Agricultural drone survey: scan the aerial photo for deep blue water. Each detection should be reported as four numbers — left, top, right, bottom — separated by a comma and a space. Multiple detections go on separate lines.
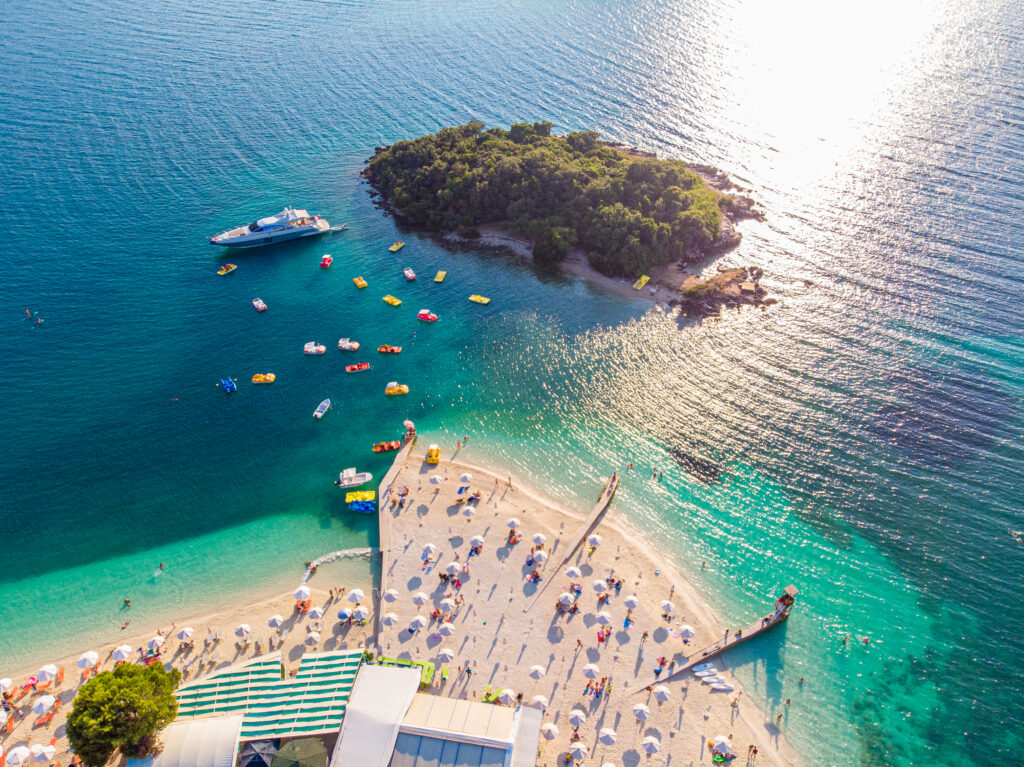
2, 0, 1022, 764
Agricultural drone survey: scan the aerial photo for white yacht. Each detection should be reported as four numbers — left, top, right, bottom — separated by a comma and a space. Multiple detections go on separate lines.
210, 207, 341, 248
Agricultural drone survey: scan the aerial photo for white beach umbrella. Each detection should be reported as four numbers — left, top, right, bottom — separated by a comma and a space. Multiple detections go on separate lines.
531, 694, 548, 710
383, 588, 400, 602
633, 702, 651, 721
462, 506, 476, 518
541, 723, 559, 740
533, 550, 548, 563
77, 650, 99, 669
7, 747, 32, 766
506, 518, 521, 529
304, 632, 320, 646
497, 688, 516, 704
429, 475, 445, 485
175, 628, 194, 642
595, 610, 612, 625
347, 588, 365, 604
712, 735, 735, 755
565, 566, 582, 579
337, 607, 353, 620
583, 663, 600, 679
147, 635, 166, 650
642, 736, 661, 754
459, 473, 472, 483
31, 745, 56, 763
437, 648, 455, 662
294, 585, 311, 600
653, 684, 671, 702
568, 709, 587, 727
558, 592, 575, 605
268, 614, 285, 628
438, 623, 456, 636
528, 665, 546, 680
440, 597, 457, 612
112, 645, 132, 661
470, 535, 485, 547
352, 605, 369, 621
36, 664, 58, 682
445, 561, 461, 575
598, 728, 617, 745
413, 591, 429, 606
382, 612, 399, 626
421, 543, 437, 557
569, 744, 588, 760
592, 579, 607, 593
531, 533, 546, 545
410, 615, 428, 631
624, 594, 640, 609
660, 600, 676, 614
233, 625, 251, 639
32, 695, 56, 715
0, 677, 12, 692
679, 624, 696, 638
308, 607, 325, 620
587, 533, 602, 546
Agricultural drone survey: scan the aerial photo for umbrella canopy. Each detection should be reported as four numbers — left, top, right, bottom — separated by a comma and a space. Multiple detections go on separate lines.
568, 709, 587, 727
633, 703, 651, 720
36, 664, 58, 682
112, 645, 132, 661
438, 623, 456, 636
410, 615, 428, 630
507, 518, 521, 529
413, 592, 429, 605
352, 605, 369, 621
32, 695, 56, 714
308, 607, 324, 620
532, 550, 548, 563
531, 533, 546, 545
569, 745, 588, 760
421, 543, 437, 556
595, 611, 612, 625
531, 694, 548, 710
470, 535, 485, 547
558, 592, 575, 605
429, 475, 445, 485
712, 735, 734, 755
347, 588, 365, 604
583, 663, 600, 679
271, 736, 329, 767
598, 728, 617, 745
624, 594, 640, 609
439, 597, 456, 612
565, 566, 582, 579
660, 600, 676, 614
679, 624, 696, 638
653, 684, 671, 702
459, 473, 472, 483
528, 665, 546, 680
587, 534, 602, 546
7, 747, 32, 766
383, 588, 400, 602
32, 745, 57, 763
77, 650, 99, 669
337, 607, 352, 620
642, 736, 661, 754
148, 635, 166, 649
497, 688, 516, 704
293, 585, 311, 600
268, 614, 285, 628
233, 625, 251, 639
592, 579, 607, 593
445, 561, 461, 575
462, 507, 476, 518
382, 612, 399, 626
240, 739, 280, 767
437, 648, 455, 662
176, 628, 194, 641
0, 677, 12, 692
304, 632, 320, 646
541, 723, 559, 740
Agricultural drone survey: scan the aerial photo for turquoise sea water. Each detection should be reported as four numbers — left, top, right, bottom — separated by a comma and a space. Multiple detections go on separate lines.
2, 0, 1022, 764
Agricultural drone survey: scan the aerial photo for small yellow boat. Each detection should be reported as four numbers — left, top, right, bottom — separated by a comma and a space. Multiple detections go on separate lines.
632, 275, 650, 290
468, 294, 490, 304
345, 490, 376, 503
252, 373, 276, 384
426, 444, 441, 464
217, 264, 238, 276
385, 381, 409, 396
353, 276, 367, 289
383, 295, 402, 306
434, 271, 447, 283
388, 241, 405, 253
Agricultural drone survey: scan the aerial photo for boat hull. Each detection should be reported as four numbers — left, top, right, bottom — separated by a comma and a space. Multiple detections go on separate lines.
212, 226, 327, 249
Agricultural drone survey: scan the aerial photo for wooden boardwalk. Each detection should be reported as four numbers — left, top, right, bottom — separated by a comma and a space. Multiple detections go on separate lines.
523, 473, 620, 612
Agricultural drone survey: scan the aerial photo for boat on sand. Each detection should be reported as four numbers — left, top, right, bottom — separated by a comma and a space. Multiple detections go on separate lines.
426, 444, 441, 464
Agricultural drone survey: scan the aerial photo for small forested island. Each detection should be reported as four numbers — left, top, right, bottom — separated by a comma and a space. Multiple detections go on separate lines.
364, 121, 771, 315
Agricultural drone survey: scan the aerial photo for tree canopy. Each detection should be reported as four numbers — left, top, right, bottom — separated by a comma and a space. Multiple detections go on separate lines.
66, 663, 181, 767
364, 122, 724, 276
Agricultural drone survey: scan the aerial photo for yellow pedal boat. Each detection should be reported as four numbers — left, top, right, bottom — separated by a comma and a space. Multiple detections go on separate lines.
385, 381, 409, 396
426, 444, 441, 464
383, 295, 402, 306
434, 271, 447, 283
468, 294, 490, 304
388, 241, 405, 253
252, 373, 276, 384
345, 490, 376, 503
353, 276, 367, 288
217, 264, 238, 276
632, 275, 650, 290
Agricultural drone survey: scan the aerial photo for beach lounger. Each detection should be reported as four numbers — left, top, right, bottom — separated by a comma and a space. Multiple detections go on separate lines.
441, 666, 449, 682
57, 667, 65, 686
5, 716, 14, 734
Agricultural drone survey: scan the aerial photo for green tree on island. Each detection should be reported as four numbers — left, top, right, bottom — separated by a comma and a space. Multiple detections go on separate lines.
364, 121, 725, 276
66, 663, 181, 767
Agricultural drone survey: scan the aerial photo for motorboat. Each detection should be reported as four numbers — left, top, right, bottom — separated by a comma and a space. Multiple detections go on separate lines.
210, 207, 332, 248
304, 342, 326, 355
338, 338, 360, 351
434, 271, 447, 283
220, 377, 237, 393
332, 223, 349, 232
710, 683, 735, 692
385, 381, 409, 395
353, 276, 367, 288
313, 399, 331, 419
403, 267, 416, 281
416, 309, 438, 322
320, 255, 333, 268
217, 264, 237, 276
346, 362, 370, 373
345, 490, 375, 503
252, 373, 275, 384
337, 467, 372, 488
426, 444, 441, 464
252, 298, 267, 312
468, 294, 490, 304
389, 241, 405, 253
377, 345, 402, 354
372, 440, 401, 453
383, 295, 402, 306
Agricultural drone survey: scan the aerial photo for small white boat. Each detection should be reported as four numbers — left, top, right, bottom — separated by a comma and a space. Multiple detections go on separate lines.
701, 676, 726, 684
338, 338, 360, 351
313, 399, 331, 419
691, 663, 715, 672
337, 467, 372, 488
304, 342, 326, 355
210, 207, 332, 248
694, 669, 718, 677
711, 683, 735, 692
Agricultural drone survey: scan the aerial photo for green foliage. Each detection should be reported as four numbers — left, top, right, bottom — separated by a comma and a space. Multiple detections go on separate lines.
365, 123, 722, 276
66, 663, 181, 767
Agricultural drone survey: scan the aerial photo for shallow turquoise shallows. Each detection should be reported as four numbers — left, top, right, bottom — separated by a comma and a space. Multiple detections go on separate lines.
2, 0, 1023, 765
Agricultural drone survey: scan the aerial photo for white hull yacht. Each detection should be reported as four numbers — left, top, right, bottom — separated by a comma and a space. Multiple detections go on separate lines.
210, 207, 337, 248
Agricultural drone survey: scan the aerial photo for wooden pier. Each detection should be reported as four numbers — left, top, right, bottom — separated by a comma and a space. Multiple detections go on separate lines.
523, 472, 620, 612
629, 585, 799, 693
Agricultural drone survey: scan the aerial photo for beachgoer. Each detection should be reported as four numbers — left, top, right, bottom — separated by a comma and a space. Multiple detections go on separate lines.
124, 598, 131, 608
798, 677, 804, 685
576, 638, 582, 650
464, 435, 468, 443
785, 698, 791, 706
669, 585, 675, 597
776, 713, 783, 724
641, 630, 648, 643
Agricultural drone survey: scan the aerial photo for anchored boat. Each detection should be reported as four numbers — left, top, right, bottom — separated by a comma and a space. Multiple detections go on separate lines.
383, 295, 402, 306
210, 207, 333, 248
338, 338, 360, 351
252, 373, 275, 384
377, 344, 402, 354
403, 266, 417, 281
416, 309, 438, 322
385, 381, 409, 395
389, 241, 405, 253
252, 298, 267, 312
434, 271, 447, 283
346, 362, 370, 373
372, 440, 401, 453
217, 264, 237, 276
353, 276, 367, 288
220, 378, 237, 393
468, 294, 490, 304
337, 468, 372, 488
320, 254, 333, 268
303, 342, 326, 355
313, 399, 331, 419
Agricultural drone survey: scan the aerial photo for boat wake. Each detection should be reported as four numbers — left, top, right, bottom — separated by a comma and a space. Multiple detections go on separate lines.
300, 547, 376, 584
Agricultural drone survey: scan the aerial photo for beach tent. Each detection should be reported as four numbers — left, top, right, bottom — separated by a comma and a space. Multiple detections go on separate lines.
271, 738, 329, 767
240, 739, 280, 767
